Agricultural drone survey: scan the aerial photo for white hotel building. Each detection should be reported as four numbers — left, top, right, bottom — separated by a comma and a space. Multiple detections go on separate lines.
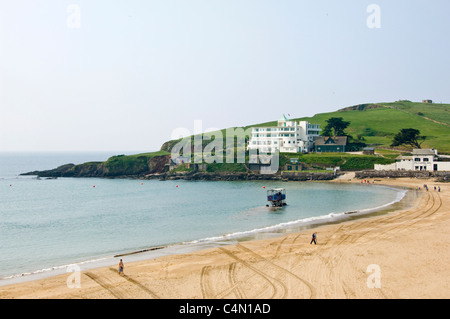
247, 115, 322, 153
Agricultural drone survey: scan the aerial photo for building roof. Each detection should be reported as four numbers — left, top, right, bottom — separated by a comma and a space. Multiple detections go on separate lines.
314, 136, 348, 146
396, 155, 413, 161
412, 149, 436, 156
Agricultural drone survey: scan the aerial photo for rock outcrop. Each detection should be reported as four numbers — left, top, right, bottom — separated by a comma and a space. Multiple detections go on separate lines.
21, 154, 171, 178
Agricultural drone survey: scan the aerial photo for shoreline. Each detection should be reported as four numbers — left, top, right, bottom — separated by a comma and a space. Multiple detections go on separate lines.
1, 177, 449, 298
0, 181, 409, 287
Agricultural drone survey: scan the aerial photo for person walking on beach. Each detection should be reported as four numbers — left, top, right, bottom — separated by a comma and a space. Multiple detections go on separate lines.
118, 259, 124, 275
310, 232, 317, 245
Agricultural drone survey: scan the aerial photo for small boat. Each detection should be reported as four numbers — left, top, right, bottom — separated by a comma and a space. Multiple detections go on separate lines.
266, 188, 287, 207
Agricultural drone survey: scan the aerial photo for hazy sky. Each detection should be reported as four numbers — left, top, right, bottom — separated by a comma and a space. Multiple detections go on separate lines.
1, 0, 449, 152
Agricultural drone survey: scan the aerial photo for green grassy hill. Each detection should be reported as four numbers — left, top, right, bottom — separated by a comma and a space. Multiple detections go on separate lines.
157, 100, 450, 172
246, 101, 450, 153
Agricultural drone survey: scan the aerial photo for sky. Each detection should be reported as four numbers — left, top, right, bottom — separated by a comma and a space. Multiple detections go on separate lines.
1, 0, 449, 152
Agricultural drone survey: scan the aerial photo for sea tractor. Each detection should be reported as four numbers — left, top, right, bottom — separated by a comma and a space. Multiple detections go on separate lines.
266, 188, 286, 207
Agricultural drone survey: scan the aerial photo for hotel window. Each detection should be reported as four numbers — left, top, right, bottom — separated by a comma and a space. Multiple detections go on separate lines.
414, 158, 421, 162
423, 158, 429, 162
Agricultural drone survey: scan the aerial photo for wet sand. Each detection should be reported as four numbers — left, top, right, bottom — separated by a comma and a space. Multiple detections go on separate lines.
1, 177, 449, 299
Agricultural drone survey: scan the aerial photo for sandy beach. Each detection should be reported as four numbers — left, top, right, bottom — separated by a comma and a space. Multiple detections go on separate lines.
1, 177, 449, 299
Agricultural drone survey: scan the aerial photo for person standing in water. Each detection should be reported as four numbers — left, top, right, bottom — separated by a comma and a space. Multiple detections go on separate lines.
310, 232, 317, 245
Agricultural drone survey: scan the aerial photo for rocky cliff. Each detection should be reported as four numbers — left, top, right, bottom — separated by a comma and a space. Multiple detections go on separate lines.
21, 154, 171, 178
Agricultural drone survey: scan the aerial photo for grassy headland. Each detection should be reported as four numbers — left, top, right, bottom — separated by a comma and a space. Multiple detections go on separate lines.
22, 101, 450, 178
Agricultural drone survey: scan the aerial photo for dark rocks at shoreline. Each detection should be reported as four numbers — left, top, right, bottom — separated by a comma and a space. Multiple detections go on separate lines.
21, 163, 338, 181
145, 171, 338, 182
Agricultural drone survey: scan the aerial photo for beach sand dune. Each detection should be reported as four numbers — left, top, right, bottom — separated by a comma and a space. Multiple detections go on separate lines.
1, 178, 449, 299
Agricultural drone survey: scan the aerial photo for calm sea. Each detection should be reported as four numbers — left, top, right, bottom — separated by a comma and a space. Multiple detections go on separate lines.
0, 152, 406, 284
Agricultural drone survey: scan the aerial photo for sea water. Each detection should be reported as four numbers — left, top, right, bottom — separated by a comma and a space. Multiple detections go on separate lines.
0, 152, 406, 283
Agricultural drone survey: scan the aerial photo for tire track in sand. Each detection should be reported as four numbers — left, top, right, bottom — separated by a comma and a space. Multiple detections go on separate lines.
200, 262, 247, 299
311, 191, 442, 298
227, 244, 316, 299
219, 246, 287, 299
108, 268, 160, 299
84, 272, 125, 299
348, 191, 440, 245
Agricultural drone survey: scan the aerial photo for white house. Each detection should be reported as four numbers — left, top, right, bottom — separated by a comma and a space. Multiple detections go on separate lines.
374, 149, 450, 172
247, 115, 321, 153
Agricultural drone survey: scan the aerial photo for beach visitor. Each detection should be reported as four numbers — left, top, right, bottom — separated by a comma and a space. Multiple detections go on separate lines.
438, 186, 441, 192
310, 233, 317, 245
118, 259, 124, 275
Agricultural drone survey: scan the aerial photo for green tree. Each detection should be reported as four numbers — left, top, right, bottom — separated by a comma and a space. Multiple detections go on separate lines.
390, 128, 426, 149
322, 117, 350, 136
